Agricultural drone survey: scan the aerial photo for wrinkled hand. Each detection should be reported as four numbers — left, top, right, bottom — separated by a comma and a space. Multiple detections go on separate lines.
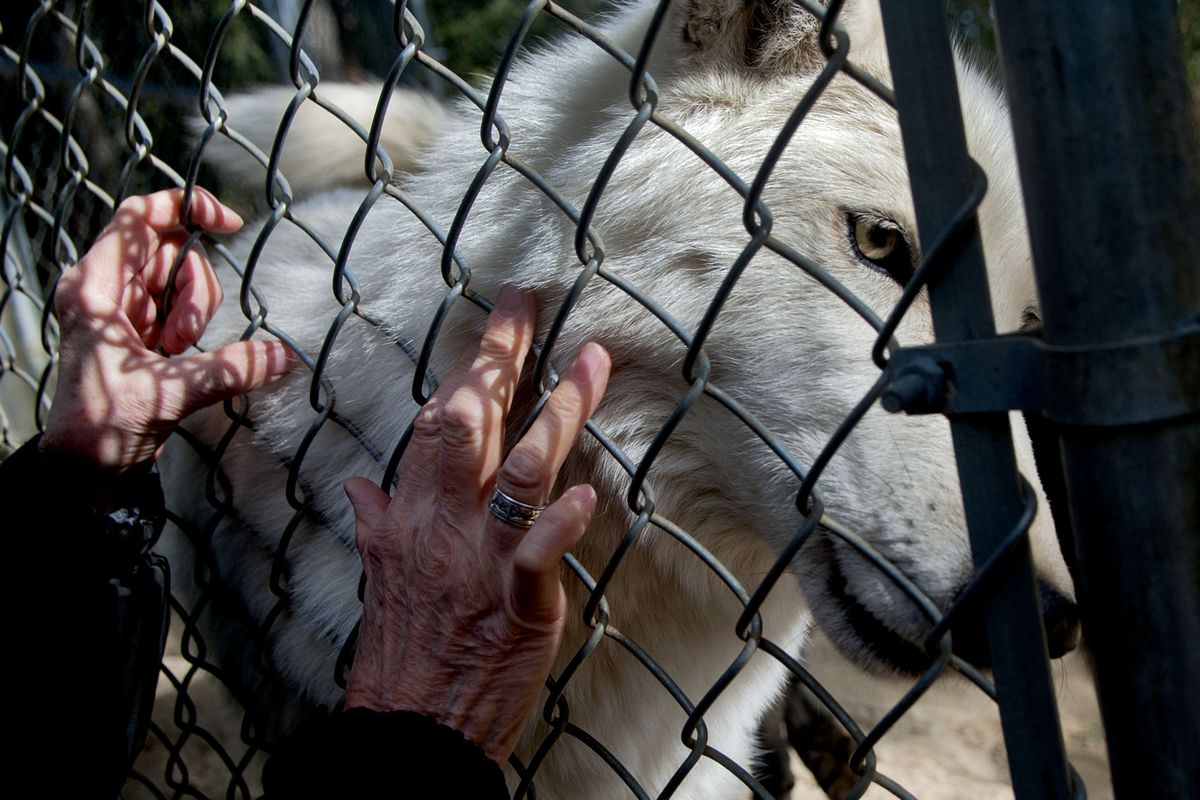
343, 285, 611, 765
40, 188, 293, 472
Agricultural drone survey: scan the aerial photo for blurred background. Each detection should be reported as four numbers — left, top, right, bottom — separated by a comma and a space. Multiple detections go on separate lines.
1, 0, 1195, 259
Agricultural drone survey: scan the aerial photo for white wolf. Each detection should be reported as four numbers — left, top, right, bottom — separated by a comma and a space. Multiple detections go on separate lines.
163, 0, 1077, 797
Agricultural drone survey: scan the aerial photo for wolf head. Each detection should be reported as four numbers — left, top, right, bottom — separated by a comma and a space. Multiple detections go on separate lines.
463, 0, 1078, 676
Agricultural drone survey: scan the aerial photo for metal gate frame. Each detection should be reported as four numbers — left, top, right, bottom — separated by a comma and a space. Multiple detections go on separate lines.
882, 1, 1200, 797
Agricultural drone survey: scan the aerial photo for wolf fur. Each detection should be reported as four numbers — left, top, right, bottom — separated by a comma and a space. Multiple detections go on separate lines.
162, 1, 1074, 797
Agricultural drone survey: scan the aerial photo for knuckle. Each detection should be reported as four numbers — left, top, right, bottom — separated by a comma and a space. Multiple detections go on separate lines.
476, 324, 519, 362
361, 534, 407, 578
113, 197, 154, 229
438, 392, 485, 446
198, 367, 234, 401
512, 542, 553, 581
500, 445, 550, 495
53, 276, 82, 313
410, 404, 442, 442
115, 196, 143, 217
548, 386, 584, 423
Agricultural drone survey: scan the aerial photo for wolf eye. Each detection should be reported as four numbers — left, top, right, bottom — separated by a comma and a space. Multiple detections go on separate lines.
847, 213, 915, 287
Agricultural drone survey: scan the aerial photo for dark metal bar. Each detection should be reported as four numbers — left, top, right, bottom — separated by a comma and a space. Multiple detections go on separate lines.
876, 2, 1075, 798
990, 2, 1200, 797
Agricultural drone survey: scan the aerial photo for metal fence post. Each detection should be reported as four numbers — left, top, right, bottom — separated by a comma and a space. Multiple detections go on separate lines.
990, 1, 1200, 796
877, 2, 1077, 797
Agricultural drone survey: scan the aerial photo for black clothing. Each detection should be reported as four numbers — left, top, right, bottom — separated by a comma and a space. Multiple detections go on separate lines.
264, 706, 509, 798
1, 437, 168, 799
0, 437, 508, 798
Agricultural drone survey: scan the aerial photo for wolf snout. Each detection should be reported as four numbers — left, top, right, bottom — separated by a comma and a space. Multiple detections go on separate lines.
949, 580, 1080, 667
1039, 581, 1081, 658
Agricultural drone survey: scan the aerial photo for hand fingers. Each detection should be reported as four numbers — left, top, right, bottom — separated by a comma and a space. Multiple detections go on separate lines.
489, 342, 610, 533
121, 234, 221, 354
510, 484, 597, 625
399, 286, 537, 508
183, 186, 244, 233
57, 188, 240, 323
123, 276, 161, 349
115, 186, 243, 234
165, 339, 294, 419
140, 233, 190, 299
161, 247, 223, 355
125, 232, 194, 351
97, 188, 240, 277
344, 476, 392, 557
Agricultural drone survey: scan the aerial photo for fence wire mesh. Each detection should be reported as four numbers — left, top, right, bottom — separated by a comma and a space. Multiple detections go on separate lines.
0, 1, 1092, 798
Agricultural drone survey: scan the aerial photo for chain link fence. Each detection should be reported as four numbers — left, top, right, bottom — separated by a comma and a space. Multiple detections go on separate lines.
5, 0, 1193, 798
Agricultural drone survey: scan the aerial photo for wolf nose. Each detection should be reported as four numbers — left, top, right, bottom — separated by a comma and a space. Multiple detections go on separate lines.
1040, 580, 1081, 658
948, 579, 1080, 667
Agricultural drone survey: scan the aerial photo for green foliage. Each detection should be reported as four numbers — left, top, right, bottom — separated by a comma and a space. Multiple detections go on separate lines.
424, 0, 606, 80
1181, 0, 1199, 90
76, 1, 276, 89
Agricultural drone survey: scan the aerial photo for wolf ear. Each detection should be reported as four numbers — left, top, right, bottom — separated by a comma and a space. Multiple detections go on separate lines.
677, 0, 884, 75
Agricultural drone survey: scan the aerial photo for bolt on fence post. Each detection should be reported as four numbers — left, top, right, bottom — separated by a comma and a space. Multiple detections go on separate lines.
990, 2, 1200, 797
876, 2, 1076, 798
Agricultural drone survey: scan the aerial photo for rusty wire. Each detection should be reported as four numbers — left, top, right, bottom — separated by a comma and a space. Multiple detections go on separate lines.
0, 1, 1084, 798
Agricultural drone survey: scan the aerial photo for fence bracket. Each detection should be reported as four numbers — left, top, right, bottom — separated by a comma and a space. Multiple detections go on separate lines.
886, 319, 1200, 426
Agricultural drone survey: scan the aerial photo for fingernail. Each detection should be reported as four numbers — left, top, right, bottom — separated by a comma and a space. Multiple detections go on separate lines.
493, 284, 528, 319
566, 483, 598, 510
182, 314, 202, 345
199, 186, 244, 229
266, 341, 297, 379
563, 484, 598, 528
573, 342, 608, 380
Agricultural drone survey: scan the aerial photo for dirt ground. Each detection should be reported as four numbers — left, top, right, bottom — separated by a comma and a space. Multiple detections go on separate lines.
781, 633, 1112, 800
125, 633, 268, 799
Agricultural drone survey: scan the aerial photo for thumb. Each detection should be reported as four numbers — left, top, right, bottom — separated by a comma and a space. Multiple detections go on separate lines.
173, 339, 294, 416
511, 484, 597, 625
344, 476, 392, 555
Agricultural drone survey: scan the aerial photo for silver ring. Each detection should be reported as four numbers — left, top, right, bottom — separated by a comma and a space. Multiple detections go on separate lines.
489, 487, 547, 529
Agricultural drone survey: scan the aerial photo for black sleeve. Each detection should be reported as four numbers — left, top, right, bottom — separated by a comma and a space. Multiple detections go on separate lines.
0, 436, 170, 799
264, 707, 511, 798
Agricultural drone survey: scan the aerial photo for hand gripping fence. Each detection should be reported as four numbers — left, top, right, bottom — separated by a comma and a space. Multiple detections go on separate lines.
2, 0, 1196, 798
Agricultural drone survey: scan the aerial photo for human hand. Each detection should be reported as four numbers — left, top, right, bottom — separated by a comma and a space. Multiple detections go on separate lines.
343, 285, 611, 765
40, 187, 293, 472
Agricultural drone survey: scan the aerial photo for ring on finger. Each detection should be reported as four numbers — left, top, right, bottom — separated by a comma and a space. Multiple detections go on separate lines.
489, 487, 547, 529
